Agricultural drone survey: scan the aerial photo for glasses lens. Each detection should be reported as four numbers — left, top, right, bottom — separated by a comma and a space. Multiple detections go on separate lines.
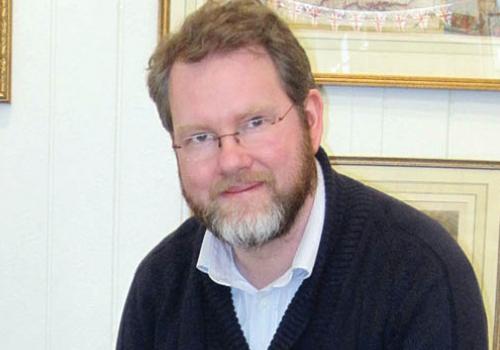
176, 104, 292, 162
183, 143, 217, 162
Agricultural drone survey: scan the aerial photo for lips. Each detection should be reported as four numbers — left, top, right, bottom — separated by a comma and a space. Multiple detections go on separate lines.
210, 171, 274, 199
222, 182, 263, 195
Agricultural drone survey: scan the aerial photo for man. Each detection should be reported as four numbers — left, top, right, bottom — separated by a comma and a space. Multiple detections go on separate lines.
117, 1, 487, 349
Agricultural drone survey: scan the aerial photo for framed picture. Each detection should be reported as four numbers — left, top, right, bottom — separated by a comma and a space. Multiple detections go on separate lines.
0, 0, 11, 102
160, 0, 500, 90
490, 13, 500, 37
330, 156, 500, 349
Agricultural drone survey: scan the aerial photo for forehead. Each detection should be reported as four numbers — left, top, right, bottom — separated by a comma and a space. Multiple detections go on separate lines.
168, 47, 289, 129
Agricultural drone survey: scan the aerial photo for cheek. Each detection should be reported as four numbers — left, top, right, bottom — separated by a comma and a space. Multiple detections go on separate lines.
257, 138, 288, 162
179, 162, 214, 199
258, 141, 299, 181
280, 134, 311, 173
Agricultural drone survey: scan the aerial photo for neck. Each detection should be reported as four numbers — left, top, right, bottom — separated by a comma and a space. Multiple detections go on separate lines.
232, 193, 315, 290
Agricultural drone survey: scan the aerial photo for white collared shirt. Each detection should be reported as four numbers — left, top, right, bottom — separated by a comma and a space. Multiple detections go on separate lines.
196, 161, 325, 350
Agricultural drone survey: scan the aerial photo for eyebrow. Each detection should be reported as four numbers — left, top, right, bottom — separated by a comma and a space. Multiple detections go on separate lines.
175, 123, 212, 137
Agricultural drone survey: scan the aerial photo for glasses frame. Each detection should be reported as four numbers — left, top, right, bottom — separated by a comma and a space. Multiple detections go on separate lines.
171, 103, 296, 152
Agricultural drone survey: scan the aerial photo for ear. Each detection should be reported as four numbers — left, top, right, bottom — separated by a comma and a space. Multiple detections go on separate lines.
303, 89, 324, 153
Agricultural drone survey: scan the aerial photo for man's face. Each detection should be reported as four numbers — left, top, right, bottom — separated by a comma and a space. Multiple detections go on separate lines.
168, 47, 323, 248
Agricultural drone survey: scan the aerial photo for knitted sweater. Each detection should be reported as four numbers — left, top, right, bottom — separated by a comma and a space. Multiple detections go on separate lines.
117, 148, 487, 350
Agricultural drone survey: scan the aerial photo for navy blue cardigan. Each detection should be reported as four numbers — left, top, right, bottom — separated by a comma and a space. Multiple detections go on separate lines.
117, 148, 487, 349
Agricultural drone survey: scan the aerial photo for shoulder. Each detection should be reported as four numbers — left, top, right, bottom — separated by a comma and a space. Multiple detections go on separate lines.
318, 152, 486, 347
345, 175, 484, 313
367, 184, 467, 273
329, 169, 479, 293
320, 152, 475, 284
117, 218, 206, 347
132, 217, 205, 293
358, 183, 487, 348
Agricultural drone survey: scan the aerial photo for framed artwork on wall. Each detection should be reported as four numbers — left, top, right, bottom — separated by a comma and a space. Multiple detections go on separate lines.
159, 0, 170, 40
160, 0, 500, 90
490, 13, 500, 37
0, 0, 11, 102
331, 156, 500, 350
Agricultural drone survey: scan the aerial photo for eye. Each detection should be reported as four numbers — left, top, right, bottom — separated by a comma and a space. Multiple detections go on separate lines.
184, 132, 216, 146
243, 116, 271, 130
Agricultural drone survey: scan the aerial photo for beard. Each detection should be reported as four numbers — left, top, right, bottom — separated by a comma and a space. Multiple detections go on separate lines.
181, 133, 317, 249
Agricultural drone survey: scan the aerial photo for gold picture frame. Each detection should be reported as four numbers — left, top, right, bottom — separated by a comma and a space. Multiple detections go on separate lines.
0, 0, 11, 102
160, 0, 500, 91
159, 0, 169, 40
331, 156, 500, 349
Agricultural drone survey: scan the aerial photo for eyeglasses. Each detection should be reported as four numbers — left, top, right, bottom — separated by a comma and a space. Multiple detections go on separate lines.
172, 103, 295, 162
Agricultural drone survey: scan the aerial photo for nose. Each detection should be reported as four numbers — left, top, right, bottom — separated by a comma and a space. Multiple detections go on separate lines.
216, 133, 252, 175
216, 131, 241, 148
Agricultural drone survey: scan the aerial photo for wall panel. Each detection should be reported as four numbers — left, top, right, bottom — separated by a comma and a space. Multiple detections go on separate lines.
322, 86, 354, 154
381, 88, 450, 158
46, 1, 118, 348
349, 88, 384, 155
0, 0, 52, 348
449, 91, 500, 160
112, 0, 185, 340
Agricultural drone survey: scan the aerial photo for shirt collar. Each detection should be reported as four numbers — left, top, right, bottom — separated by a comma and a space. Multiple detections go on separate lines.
196, 160, 325, 293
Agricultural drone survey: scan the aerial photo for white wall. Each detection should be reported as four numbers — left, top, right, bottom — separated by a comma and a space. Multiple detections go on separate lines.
322, 87, 500, 160
0, 1, 499, 349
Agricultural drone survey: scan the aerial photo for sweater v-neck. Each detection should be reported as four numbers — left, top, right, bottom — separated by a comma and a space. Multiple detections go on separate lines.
200, 148, 372, 349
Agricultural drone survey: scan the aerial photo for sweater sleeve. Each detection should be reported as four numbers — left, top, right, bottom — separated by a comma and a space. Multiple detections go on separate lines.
384, 241, 488, 350
367, 186, 489, 350
116, 269, 156, 350
385, 278, 450, 349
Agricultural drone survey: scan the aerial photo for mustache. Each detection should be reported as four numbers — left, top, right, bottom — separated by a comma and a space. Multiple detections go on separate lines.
210, 171, 275, 196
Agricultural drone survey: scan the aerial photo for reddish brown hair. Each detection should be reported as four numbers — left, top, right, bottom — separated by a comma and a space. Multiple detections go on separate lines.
147, 0, 316, 133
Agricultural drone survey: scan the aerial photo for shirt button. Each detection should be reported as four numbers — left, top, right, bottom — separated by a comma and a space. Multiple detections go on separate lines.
260, 298, 268, 309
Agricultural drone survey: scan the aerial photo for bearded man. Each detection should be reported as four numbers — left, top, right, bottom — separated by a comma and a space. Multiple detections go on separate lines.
117, 1, 487, 349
